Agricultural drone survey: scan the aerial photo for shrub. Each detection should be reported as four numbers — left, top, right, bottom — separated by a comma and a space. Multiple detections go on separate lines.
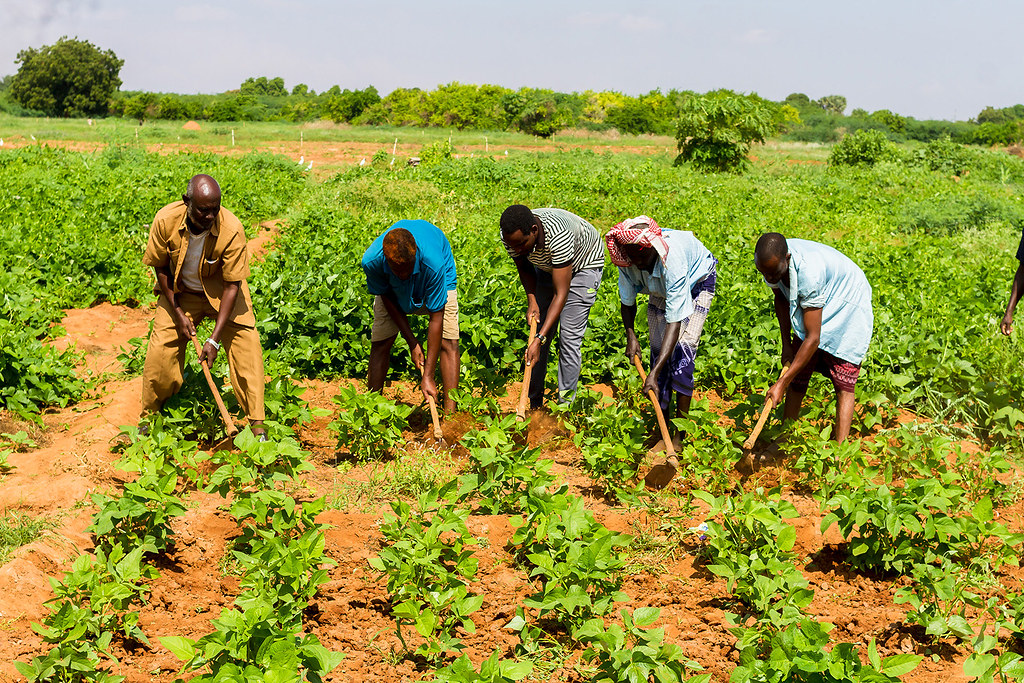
829, 129, 898, 166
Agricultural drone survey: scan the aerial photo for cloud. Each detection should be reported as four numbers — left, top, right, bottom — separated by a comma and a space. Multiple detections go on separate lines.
737, 28, 773, 45
570, 11, 661, 33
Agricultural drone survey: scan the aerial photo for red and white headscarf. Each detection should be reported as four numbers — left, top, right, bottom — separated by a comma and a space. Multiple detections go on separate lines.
605, 216, 669, 267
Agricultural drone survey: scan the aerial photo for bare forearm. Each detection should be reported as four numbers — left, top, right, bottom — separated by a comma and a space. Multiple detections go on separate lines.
651, 321, 681, 377
210, 282, 240, 342
1005, 264, 1024, 318
515, 257, 537, 298
621, 303, 637, 334
773, 290, 792, 343
155, 267, 177, 305
424, 311, 444, 375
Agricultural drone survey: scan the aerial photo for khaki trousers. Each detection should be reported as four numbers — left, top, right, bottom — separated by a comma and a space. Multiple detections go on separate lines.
142, 293, 265, 421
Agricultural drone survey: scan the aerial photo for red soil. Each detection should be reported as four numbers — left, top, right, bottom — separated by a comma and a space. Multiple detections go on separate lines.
0, 302, 1017, 683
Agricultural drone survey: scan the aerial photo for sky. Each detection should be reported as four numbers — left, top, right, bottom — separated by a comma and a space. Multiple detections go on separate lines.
2, 0, 1022, 121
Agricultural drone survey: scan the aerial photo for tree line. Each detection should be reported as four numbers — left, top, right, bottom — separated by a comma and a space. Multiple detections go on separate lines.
3, 37, 1024, 147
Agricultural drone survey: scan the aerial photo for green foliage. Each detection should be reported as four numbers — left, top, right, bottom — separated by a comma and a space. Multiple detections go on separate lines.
816, 94, 848, 116
329, 385, 413, 460
728, 619, 921, 683
560, 389, 647, 501
369, 485, 482, 663
205, 431, 313, 497
0, 510, 50, 563
894, 560, 986, 641
510, 494, 630, 634
674, 89, 778, 172
160, 597, 342, 683
16, 544, 155, 683
575, 607, 707, 683
88, 454, 186, 554
828, 129, 898, 166
428, 651, 533, 682
821, 473, 1024, 574
10, 37, 123, 117
457, 416, 561, 514
694, 488, 808, 615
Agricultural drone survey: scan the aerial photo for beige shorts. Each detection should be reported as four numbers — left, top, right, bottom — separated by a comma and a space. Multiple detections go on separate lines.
371, 290, 459, 342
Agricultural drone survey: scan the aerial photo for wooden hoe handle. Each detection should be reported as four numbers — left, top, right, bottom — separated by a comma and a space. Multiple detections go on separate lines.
742, 364, 791, 450
426, 395, 443, 440
516, 317, 539, 421
186, 315, 238, 436
633, 355, 675, 457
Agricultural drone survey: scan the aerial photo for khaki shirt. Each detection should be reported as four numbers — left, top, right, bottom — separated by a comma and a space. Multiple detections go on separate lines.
143, 201, 257, 327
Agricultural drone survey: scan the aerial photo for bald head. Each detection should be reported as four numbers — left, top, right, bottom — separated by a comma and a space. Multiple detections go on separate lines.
183, 174, 222, 233
186, 174, 221, 202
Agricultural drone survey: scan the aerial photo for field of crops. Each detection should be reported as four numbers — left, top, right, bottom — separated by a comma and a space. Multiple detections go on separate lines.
1, 130, 1024, 683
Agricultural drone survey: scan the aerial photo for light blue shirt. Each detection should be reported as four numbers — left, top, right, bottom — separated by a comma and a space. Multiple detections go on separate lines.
617, 229, 715, 323
767, 238, 873, 365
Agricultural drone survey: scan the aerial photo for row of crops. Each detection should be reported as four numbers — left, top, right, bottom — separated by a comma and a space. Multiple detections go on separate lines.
3, 140, 1023, 444
17, 377, 1024, 681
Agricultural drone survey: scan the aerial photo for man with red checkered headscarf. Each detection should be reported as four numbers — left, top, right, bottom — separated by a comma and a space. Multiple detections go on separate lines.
607, 216, 718, 458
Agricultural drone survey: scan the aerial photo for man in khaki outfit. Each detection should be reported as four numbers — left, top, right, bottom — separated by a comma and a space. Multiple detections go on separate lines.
141, 174, 266, 439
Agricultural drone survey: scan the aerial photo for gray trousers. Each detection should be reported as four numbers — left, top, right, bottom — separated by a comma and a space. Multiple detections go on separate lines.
530, 267, 602, 407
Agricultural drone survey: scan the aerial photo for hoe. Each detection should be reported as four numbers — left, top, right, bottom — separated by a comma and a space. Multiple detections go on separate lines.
633, 355, 678, 490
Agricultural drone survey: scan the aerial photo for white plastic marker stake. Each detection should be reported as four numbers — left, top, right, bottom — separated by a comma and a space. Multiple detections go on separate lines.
231, 129, 235, 146
392, 138, 398, 155
485, 136, 488, 152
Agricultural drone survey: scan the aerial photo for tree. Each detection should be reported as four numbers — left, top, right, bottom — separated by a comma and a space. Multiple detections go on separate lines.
502, 88, 573, 138
240, 76, 287, 97
816, 94, 847, 116
10, 37, 123, 117
674, 89, 778, 173
324, 86, 381, 123
870, 109, 907, 133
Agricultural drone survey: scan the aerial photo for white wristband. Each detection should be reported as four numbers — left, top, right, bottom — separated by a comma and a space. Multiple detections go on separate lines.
205, 338, 220, 350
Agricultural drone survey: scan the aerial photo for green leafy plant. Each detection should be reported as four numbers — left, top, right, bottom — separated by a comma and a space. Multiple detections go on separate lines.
369, 484, 482, 663
427, 650, 533, 683
457, 415, 560, 514
674, 89, 778, 172
330, 385, 412, 460
693, 488, 808, 615
574, 607, 708, 683
17, 544, 155, 683
510, 494, 630, 634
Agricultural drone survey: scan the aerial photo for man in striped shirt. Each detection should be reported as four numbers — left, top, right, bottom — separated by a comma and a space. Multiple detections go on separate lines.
500, 205, 604, 408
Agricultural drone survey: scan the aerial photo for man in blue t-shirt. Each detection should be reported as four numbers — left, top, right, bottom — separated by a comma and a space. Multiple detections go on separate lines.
361, 220, 460, 411
1000, 230, 1024, 335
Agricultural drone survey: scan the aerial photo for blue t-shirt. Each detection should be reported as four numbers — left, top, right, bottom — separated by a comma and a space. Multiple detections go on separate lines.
1016, 228, 1024, 261
766, 238, 873, 365
361, 220, 457, 313
617, 229, 715, 323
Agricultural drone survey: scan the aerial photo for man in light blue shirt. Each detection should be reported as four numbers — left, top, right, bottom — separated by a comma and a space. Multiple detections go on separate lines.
608, 216, 718, 453
754, 232, 873, 442
361, 220, 460, 411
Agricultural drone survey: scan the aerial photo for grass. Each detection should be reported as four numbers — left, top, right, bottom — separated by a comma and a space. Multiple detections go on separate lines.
327, 444, 463, 512
0, 113, 673, 151
0, 511, 53, 564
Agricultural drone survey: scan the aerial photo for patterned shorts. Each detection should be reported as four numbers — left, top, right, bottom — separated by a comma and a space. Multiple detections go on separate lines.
789, 335, 861, 394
